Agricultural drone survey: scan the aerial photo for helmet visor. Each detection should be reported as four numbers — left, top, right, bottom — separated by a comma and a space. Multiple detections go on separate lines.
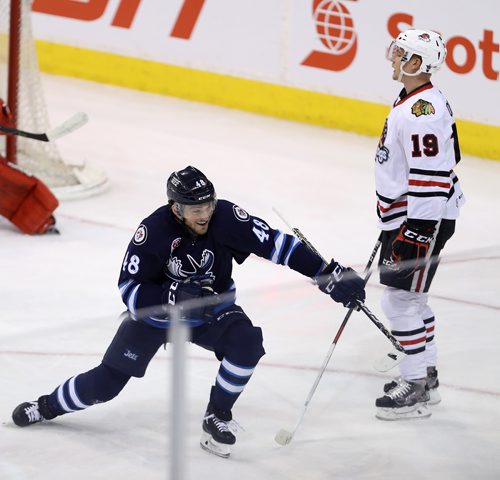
386, 40, 406, 62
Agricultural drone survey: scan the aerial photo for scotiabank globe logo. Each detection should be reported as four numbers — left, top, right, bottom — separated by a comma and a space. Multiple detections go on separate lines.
302, 0, 358, 71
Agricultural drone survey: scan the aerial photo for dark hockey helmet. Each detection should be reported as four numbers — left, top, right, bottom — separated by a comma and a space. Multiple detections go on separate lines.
166, 166, 216, 205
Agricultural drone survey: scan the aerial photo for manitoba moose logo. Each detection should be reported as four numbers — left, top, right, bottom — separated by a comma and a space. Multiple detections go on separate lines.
167, 249, 216, 281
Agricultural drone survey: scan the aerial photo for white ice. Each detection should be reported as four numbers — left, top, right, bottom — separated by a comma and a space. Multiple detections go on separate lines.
1, 74, 500, 480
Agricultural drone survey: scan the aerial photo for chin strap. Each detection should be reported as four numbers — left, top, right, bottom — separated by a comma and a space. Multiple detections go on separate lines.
398, 66, 422, 82
398, 57, 425, 82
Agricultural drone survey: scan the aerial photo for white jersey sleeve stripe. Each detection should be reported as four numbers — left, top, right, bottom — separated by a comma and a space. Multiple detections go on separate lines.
127, 284, 140, 315
270, 231, 285, 264
283, 237, 301, 266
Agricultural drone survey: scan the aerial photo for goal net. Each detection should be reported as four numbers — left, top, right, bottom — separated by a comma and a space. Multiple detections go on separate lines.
0, 0, 108, 200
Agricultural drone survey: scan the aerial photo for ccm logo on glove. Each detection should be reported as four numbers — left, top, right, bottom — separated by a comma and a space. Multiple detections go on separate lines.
323, 264, 345, 294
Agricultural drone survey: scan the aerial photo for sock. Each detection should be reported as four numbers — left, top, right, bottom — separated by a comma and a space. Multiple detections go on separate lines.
211, 357, 256, 413
47, 363, 130, 417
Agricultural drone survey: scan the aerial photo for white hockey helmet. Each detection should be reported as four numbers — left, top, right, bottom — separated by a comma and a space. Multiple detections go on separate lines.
387, 29, 447, 75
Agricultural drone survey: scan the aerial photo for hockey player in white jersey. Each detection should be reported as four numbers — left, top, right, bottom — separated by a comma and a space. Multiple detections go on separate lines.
374, 29, 465, 420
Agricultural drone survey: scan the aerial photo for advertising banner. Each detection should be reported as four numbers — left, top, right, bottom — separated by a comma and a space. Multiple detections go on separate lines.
29, 0, 500, 157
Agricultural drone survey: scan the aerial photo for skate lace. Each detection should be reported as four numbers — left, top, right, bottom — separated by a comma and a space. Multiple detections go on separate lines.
204, 414, 243, 434
24, 403, 42, 423
205, 414, 230, 433
387, 381, 412, 399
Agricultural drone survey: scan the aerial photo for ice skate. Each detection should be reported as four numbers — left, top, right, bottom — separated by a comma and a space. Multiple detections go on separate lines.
376, 378, 431, 420
12, 396, 56, 427
426, 367, 441, 405
383, 376, 403, 394
384, 367, 441, 406
200, 403, 236, 458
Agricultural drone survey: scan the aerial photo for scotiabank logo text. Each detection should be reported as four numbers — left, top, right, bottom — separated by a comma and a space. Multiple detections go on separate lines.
33, 1, 498, 82
388, 13, 498, 81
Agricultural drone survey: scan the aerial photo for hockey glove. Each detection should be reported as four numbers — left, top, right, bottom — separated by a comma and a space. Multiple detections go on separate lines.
163, 274, 218, 321
317, 260, 366, 309
390, 220, 436, 278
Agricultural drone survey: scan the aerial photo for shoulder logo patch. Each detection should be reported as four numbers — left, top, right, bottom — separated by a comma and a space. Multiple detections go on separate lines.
133, 224, 148, 245
411, 99, 435, 117
171, 237, 181, 251
375, 118, 390, 164
233, 205, 250, 222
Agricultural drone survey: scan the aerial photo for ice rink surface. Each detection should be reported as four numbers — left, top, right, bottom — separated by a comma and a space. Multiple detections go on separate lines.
1, 74, 500, 480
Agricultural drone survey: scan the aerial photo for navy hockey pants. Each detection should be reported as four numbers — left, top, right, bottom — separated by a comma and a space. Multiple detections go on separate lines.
47, 305, 265, 417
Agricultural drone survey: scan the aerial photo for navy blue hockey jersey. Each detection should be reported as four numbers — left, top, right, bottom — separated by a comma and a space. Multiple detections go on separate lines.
118, 200, 325, 328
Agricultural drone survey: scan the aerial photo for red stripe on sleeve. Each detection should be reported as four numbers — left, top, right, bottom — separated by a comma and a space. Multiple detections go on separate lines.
377, 201, 407, 213
409, 180, 451, 188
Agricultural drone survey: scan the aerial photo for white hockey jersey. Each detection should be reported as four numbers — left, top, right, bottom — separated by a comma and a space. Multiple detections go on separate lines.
374, 82, 465, 231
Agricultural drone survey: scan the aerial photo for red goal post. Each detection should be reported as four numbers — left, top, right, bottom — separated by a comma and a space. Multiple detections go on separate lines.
0, 0, 108, 200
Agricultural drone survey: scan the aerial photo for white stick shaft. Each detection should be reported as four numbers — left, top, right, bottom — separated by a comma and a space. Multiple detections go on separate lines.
272, 207, 385, 445
289, 341, 338, 440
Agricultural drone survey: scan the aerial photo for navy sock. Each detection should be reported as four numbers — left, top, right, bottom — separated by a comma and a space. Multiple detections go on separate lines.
48, 363, 130, 416
211, 357, 257, 413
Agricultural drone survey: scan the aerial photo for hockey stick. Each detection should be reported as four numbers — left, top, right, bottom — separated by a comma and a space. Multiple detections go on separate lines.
272, 210, 407, 445
0, 112, 88, 142
292, 217, 405, 371
360, 304, 407, 372
273, 227, 382, 446
272, 208, 406, 357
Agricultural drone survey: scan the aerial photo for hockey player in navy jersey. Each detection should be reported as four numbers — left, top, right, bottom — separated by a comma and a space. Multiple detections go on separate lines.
374, 29, 465, 420
12, 165, 365, 457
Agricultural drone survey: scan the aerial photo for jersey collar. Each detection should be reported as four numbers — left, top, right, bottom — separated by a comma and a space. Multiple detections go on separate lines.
394, 82, 433, 107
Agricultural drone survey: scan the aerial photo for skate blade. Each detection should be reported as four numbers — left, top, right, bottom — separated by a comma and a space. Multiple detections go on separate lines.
376, 403, 431, 421
200, 432, 231, 458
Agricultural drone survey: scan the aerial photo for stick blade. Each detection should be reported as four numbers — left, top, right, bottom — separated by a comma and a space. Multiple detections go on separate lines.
46, 112, 89, 141
275, 428, 293, 446
373, 350, 407, 372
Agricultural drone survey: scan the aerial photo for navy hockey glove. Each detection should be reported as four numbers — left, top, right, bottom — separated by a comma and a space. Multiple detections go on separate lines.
317, 260, 366, 309
390, 220, 436, 278
163, 274, 217, 321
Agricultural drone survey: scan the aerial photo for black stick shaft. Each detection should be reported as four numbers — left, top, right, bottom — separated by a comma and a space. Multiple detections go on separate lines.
292, 226, 405, 353
0, 123, 48, 141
